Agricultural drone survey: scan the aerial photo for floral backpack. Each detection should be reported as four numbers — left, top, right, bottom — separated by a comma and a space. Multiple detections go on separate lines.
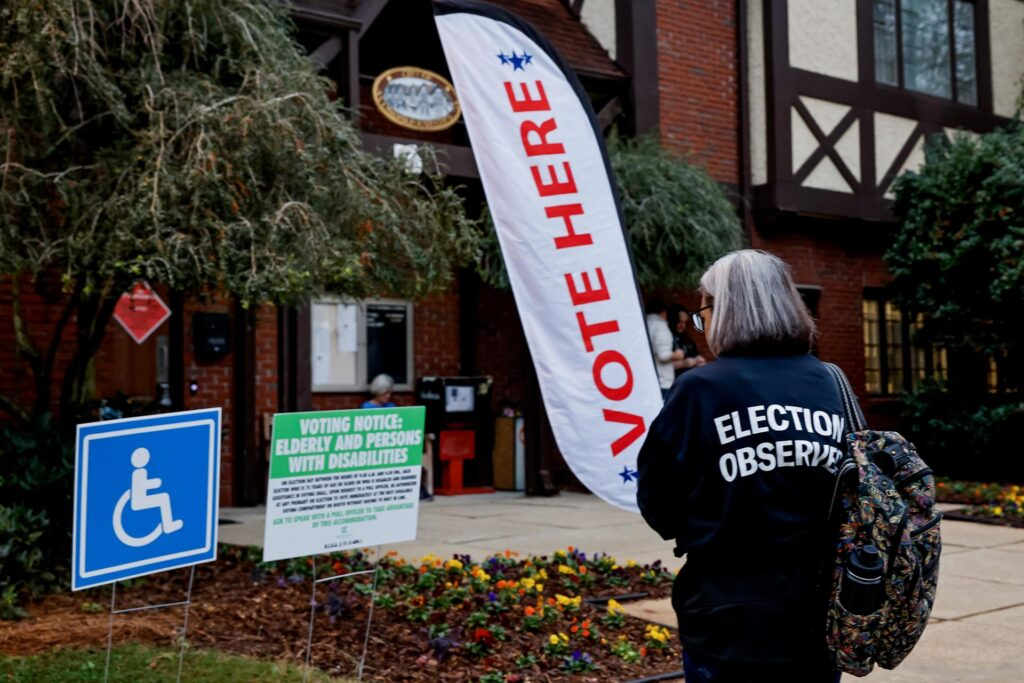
822, 363, 942, 677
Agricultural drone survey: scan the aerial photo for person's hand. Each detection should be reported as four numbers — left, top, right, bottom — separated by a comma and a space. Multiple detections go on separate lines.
694, 355, 707, 367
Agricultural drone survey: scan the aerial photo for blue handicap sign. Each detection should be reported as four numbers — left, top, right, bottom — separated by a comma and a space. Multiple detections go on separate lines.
72, 408, 221, 590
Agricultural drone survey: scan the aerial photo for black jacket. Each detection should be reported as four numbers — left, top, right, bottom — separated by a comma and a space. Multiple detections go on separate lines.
637, 353, 845, 666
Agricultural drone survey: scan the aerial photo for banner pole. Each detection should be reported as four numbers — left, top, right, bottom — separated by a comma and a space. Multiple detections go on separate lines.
356, 545, 383, 682
103, 581, 117, 683
304, 556, 318, 683
175, 565, 196, 683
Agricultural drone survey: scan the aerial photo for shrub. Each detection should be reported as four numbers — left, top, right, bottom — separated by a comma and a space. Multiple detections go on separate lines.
0, 417, 73, 618
888, 125, 1024, 477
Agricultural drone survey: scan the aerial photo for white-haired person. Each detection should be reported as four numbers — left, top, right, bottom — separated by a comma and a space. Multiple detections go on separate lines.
361, 374, 396, 409
361, 373, 434, 501
637, 250, 845, 682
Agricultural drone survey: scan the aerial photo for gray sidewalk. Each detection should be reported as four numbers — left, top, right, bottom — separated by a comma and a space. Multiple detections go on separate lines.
220, 492, 1024, 682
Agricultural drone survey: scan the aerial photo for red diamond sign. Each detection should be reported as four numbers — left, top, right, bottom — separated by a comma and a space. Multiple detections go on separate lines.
113, 282, 171, 344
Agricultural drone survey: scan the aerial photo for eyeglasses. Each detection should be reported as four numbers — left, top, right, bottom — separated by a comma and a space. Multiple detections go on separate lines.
690, 305, 712, 334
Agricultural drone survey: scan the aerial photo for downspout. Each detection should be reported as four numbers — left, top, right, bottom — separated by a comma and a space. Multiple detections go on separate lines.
737, 0, 755, 241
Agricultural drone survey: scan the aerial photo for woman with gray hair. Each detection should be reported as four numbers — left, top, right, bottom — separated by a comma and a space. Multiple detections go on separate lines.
361, 374, 396, 409
638, 250, 845, 682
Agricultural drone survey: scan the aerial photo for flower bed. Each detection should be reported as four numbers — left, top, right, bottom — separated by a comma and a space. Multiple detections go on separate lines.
937, 478, 1024, 527
2, 546, 680, 682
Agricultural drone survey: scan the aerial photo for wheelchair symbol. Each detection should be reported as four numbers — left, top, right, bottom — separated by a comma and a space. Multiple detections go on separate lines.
112, 447, 184, 547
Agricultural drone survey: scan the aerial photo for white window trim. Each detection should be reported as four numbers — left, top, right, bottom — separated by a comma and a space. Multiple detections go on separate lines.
310, 297, 415, 393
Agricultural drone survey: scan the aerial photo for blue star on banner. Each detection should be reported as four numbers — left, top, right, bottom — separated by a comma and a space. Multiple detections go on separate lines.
497, 50, 533, 71
619, 466, 638, 484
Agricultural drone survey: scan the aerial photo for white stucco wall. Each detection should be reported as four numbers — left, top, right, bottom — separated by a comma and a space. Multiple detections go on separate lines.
580, 0, 616, 60
791, 96, 859, 193
990, 0, 1024, 117
749, 0, 768, 185
874, 112, 919, 184
788, 0, 859, 81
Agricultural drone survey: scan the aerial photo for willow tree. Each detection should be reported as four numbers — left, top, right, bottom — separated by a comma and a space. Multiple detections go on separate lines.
476, 134, 744, 290
0, 0, 479, 427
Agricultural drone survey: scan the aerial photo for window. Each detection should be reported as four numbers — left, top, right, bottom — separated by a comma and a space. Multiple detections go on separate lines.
310, 298, 414, 392
873, 0, 978, 105
863, 296, 948, 394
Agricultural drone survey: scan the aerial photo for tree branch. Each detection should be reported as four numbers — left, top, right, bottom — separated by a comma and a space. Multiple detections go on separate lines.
58, 291, 120, 429
0, 391, 30, 427
33, 287, 81, 418
11, 277, 41, 372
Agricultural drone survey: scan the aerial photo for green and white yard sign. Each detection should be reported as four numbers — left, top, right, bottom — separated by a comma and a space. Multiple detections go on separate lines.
262, 407, 425, 562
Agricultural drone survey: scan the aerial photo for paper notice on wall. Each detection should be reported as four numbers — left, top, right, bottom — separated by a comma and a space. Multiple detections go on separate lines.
312, 305, 332, 386
337, 303, 358, 353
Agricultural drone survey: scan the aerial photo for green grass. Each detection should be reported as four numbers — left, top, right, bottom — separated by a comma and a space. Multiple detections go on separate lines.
0, 644, 353, 682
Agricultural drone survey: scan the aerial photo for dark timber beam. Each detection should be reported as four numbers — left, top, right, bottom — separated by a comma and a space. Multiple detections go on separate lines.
289, 2, 360, 32
360, 133, 479, 178
596, 96, 623, 132
355, 0, 390, 37
309, 35, 343, 71
615, 0, 659, 136
562, 0, 584, 18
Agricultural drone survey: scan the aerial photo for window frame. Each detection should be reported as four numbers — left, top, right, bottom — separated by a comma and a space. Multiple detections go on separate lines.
872, 0, 982, 106
862, 291, 947, 395
309, 297, 415, 394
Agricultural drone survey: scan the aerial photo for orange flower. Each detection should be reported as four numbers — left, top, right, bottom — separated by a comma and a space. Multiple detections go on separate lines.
524, 606, 536, 616
639, 646, 648, 657
570, 624, 579, 634
568, 545, 575, 553
419, 566, 428, 574
505, 549, 512, 558
547, 597, 556, 606
578, 566, 588, 575
583, 629, 591, 637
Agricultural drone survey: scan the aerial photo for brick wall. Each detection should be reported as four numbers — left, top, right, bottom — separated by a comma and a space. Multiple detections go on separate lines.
180, 298, 236, 505
311, 288, 463, 412
750, 223, 899, 429
474, 285, 530, 411
656, 0, 740, 184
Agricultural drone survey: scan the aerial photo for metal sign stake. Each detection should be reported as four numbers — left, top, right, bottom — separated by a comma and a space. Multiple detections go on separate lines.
102, 566, 197, 683
103, 582, 116, 683
176, 565, 197, 683
302, 546, 385, 683
304, 556, 318, 682
356, 545, 383, 682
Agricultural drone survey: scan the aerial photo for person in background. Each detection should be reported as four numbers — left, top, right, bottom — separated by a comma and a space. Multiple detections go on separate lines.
361, 373, 396, 409
646, 297, 685, 399
637, 250, 844, 682
361, 373, 431, 500
668, 305, 707, 376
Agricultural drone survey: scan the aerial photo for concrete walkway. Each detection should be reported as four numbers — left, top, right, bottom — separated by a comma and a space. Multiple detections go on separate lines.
220, 492, 1024, 682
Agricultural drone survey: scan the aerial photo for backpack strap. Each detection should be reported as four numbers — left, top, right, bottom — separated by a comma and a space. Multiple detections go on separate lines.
822, 362, 866, 521
823, 362, 867, 433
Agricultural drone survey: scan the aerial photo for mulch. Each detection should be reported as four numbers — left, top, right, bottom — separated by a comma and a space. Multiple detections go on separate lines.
1, 548, 682, 682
